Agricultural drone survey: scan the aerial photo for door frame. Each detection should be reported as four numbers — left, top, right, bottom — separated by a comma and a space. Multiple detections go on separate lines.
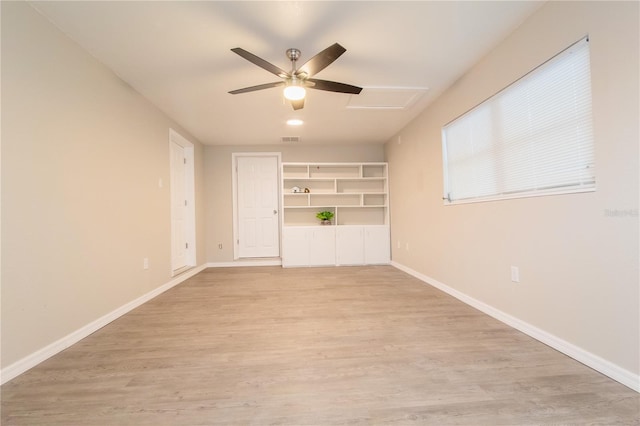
169, 128, 196, 275
231, 152, 282, 260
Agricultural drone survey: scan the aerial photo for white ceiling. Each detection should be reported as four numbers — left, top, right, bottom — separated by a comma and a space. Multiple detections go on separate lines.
31, 1, 543, 146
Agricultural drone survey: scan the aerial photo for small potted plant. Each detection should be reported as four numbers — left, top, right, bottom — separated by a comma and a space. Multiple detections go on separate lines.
316, 210, 334, 225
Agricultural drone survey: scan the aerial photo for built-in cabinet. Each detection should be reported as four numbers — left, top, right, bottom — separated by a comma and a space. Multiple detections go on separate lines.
281, 162, 390, 268
282, 227, 336, 267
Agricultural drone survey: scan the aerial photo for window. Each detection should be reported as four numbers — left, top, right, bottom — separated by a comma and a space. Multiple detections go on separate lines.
442, 37, 595, 204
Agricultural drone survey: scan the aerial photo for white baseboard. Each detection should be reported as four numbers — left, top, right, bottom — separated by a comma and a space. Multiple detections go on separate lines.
207, 259, 282, 268
390, 261, 640, 393
1, 264, 207, 385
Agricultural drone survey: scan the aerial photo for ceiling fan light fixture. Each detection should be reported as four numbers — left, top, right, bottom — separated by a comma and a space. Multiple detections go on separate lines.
283, 84, 306, 101
230, 43, 361, 110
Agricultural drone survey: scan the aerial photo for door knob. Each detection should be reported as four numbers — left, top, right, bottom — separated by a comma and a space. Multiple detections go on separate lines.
273, 209, 278, 214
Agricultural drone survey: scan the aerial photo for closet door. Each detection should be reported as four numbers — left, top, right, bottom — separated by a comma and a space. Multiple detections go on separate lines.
236, 155, 280, 258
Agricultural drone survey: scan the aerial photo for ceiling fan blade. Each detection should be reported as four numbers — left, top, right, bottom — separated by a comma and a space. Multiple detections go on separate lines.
231, 48, 289, 78
296, 43, 346, 78
306, 78, 362, 94
229, 81, 284, 95
291, 98, 305, 110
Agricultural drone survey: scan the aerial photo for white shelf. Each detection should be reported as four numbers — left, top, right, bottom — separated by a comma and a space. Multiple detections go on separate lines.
282, 162, 389, 227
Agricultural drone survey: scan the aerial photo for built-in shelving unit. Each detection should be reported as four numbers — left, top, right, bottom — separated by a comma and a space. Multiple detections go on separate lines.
281, 162, 390, 267
282, 163, 389, 226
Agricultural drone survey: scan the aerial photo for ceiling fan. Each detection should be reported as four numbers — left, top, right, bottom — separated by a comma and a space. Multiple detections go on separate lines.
228, 43, 362, 110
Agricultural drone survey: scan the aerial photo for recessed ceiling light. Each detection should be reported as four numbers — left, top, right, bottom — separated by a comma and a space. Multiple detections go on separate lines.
287, 119, 304, 126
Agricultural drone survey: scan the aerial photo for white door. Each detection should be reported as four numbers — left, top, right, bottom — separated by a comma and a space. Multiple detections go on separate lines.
237, 156, 280, 258
170, 140, 188, 271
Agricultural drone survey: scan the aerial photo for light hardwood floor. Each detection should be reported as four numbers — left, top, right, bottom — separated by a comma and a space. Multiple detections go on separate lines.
2, 266, 638, 425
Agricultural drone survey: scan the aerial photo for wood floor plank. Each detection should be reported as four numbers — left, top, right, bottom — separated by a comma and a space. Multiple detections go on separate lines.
2, 266, 638, 425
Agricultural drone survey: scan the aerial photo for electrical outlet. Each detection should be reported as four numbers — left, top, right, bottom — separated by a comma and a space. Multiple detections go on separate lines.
143, 258, 149, 270
397, 240, 401, 249
511, 266, 520, 283
405, 242, 410, 251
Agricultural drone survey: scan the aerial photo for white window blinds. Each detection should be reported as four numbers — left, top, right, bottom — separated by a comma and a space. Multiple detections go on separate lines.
442, 37, 595, 203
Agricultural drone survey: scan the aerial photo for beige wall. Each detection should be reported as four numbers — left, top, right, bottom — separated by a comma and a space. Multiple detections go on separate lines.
1, 2, 206, 368
385, 1, 639, 375
204, 144, 384, 263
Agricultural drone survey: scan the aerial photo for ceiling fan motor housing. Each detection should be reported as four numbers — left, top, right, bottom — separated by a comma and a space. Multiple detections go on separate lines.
286, 48, 301, 62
